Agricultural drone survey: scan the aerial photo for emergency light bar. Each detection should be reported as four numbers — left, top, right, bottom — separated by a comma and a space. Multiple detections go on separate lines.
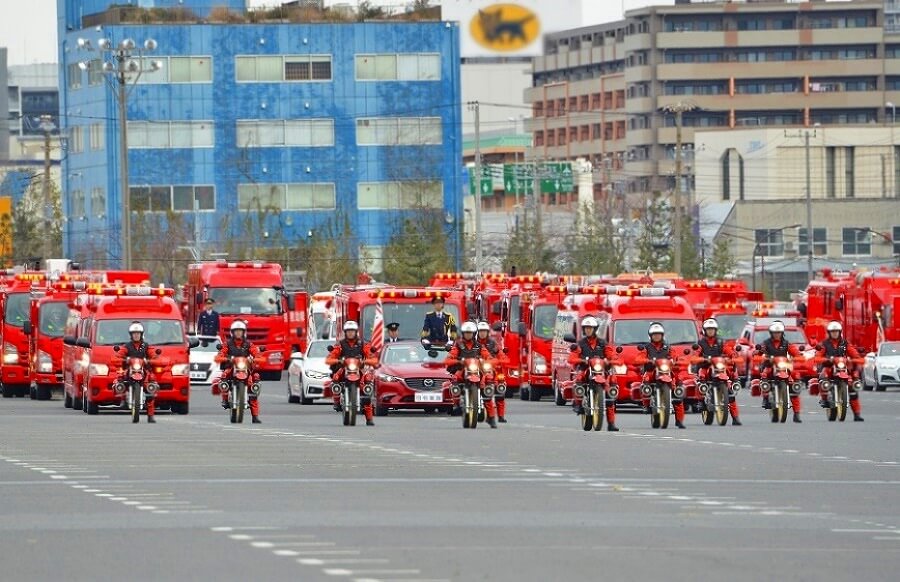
88, 285, 174, 297
617, 287, 686, 298
53, 281, 89, 292
509, 275, 545, 284
367, 289, 450, 300
15, 273, 46, 282
752, 309, 801, 318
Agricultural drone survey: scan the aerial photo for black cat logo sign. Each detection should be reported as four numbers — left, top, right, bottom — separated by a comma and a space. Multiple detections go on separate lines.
470, 4, 541, 53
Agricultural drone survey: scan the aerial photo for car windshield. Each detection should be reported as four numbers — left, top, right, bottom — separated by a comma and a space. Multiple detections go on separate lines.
879, 342, 900, 356
95, 319, 185, 346
192, 337, 220, 352
208, 287, 281, 315
382, 343, 449, 365
532, 305, 558, 340
306, 341, 331, 358
753, 329, 808, 346
39, 301, 70, 337
711, 314, 749, 340
4, 293, 30, 327
361, 303, 460, 342
613, 319, 699, 345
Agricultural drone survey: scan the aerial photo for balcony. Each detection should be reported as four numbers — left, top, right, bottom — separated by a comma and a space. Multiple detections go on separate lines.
657, 59, 883, 81
625, 96, 654, 114
656, 31, 727, 50
626, 128, 655, 146
624, 65, 653, 84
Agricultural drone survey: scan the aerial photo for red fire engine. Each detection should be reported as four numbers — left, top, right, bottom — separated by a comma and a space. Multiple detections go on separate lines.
1, 273, 49, 397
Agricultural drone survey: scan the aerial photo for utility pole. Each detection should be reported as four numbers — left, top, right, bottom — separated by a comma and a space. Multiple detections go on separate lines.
116, 73, 131, 269
663, 101, 696, 275
469, 101, 483, 271
804, 130, 814, 284
39, 115, 56, 263
881, 154, 888, 199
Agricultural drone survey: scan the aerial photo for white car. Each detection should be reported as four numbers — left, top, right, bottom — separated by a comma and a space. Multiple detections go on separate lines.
287, 340, 332, 404
189, 335, 223, 385
863, 341, 900, 392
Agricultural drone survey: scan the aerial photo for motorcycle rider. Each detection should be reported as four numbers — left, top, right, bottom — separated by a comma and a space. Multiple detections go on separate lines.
814, 321, 864, 421
756, 320, 804, 423
634, 322, 686, 429
216, 320, 262, 424
567, 316, 619, 432
114, 322, 157, 423
446, 321, 495, 428
691, 318, 742, 426
477, 320, 509, 423
325, 321, 379, 426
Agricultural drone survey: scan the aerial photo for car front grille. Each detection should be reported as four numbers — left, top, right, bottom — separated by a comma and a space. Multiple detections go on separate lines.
404, 378, 445, 391
191, 363, 211, 372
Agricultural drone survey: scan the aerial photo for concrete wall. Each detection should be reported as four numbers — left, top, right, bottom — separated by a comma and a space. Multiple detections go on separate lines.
460, 61, 532, 139
0, 48, 9, 161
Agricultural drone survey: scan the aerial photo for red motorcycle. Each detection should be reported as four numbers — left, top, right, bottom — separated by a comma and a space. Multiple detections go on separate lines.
448, 357, 487, 429
571, 346, 622, 432
112, 346, 161, 424
812, 355, 861, 422
754, 347, 801, 423
331, 356, 374, 426
694, 346, 742, 427
633, 346, 686, 430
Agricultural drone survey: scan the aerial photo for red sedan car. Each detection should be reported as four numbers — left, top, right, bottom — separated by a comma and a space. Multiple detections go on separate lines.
373, 341, 454, 416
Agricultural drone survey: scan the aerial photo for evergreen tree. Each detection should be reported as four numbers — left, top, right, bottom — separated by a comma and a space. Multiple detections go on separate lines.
634, 193, 672, 273
502, 215, 555, 274
383, 211, 454, 285
565, 200, 625, 276
707, 237, 738, 280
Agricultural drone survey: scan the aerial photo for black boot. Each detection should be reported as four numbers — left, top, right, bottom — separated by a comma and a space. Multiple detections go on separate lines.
498, 416, 507, 423
573, 404, 584, 415
366, 418, 375, 426
147, 416, 156, 424
793, 413, 802, 423
819, 398, 830, 409
488, 417, 497, 429
761, 397, 771, 410
221, 400, 229, 410
854, 414, 865, 422
731, 417, 742, 426
607, 423, 619, 432
676, 420, 686, 429
252, 416, 262, 424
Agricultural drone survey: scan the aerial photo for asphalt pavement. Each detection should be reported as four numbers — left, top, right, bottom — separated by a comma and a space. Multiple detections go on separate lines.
1, 383, 899, 582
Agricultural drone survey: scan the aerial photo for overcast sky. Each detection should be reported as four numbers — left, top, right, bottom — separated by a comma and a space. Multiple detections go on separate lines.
0, 0, 674, 65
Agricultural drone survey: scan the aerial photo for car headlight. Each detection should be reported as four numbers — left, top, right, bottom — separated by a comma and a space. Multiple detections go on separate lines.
89, 363, 109, 376
532, 353, 547, 374
377, 373, 401, 383
306, 370, 329, 380
3, 342, 18, 364
37, 350, 53, 373
171, 364, 189, 376
880, 363, 898, 370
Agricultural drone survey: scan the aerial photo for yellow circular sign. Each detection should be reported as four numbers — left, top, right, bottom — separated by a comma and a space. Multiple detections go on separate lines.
470, 4, 541, 53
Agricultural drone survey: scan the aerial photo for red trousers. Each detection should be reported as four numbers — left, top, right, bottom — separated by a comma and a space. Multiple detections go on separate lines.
146, 398, 155, 416
221, 389, 260, 416
572, 396, 616, 424
495, 397, 506, 418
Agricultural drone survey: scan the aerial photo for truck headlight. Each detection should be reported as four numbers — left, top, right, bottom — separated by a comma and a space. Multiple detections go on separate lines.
171, 364, 189, 376
37, 350, 53, 373
532, 353, 547, 374
3, 342, 18, 364
89, 363, 109, 376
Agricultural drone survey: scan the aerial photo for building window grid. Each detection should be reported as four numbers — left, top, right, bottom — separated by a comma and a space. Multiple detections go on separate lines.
70, 189, 85, 217
88, 59, 104, 86
236, 119, 334, 148
755, 229, 784, 258
236, 55, 331, 82
354, 53, 440, 81
69, 126, 84, 154
89, 123, 104, 151
134, 56, 212, 84
67, 63, 82, 90
798, 227, 827, 257
237, 183, 335, 211
893, 226, 900, 256
842, 227, 871, 256
357, 181, 443, 210
130, 185, 216, 213
90, 187, 106, 217
356, 117, 442, 146
127, 121, 215, 149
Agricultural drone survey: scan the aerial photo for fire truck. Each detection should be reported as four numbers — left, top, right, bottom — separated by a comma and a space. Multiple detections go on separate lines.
1, 273, 48, 397
183, 261, 297, 380
842, 271, 900, 353
70, 285, 194, 415
518, 286, 569, 401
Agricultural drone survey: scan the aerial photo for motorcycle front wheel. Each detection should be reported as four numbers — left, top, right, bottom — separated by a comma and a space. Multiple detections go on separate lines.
343, 387, 357, 426
130, 385, 140, 424
771, 382, 788, 423
715, 383, 728, 426
232, 383, 246, 424
657, 388, 671, 429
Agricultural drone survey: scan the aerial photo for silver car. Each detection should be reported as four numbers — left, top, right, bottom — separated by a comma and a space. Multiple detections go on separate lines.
863, 341, 900, 391
287, 340, 332, 404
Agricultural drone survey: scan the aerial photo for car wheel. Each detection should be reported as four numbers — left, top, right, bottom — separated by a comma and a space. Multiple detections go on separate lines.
554, 376, 566, 406
519, 385, 530, 401
375, 404, 389, 417
875, 379, 887, 392
288, 384, 301, 404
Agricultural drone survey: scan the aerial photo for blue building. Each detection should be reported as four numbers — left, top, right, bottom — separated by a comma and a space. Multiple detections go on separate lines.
57, 0, 462, 271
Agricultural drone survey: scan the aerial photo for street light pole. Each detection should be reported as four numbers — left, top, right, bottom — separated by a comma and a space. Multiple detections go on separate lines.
39, 115, 56, 263
469, 101, 483, 271
804, 129, 813, 284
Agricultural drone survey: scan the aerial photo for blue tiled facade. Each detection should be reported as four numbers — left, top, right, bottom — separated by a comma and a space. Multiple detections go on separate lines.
57, 0, 463, 268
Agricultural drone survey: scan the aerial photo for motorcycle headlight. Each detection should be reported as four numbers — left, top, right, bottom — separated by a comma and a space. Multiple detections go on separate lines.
89, 363, 109, 376
131, 361, 143, 371
612, 364, 627, 375
467, 362, 480, 373
347, 362, 359, 372
776, 361, 790, 370
714, 362, 726, 371
37, 350, 53, 373
482, 362, 493, 372
482, 385, 494, 397
3, 342, 18, 364
532, 353, 547, 374
171, 364, 189, 376
592, 363, 603, 373
658, 363, 670, 373
836, 361, 846, 369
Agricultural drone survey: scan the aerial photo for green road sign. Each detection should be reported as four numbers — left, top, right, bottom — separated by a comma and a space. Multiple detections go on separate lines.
468, 165, 494, 196
540, 162, 574, 194
503, 164, 534, 195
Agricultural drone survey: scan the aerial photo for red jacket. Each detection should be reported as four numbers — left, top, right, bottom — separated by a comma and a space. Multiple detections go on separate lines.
446, 340, 491, 368
214, 338, 260, 364
325, 339, 378, 367
567, 336, 618, 366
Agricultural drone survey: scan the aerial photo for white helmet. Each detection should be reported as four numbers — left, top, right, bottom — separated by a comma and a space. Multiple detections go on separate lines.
476, 321, 490, 332
648, 322, 665, 337
230, 320, 247, 332
581, 316, 599, 328
128, 322, 144, 334
702, 318, 719, 330
343, 321, 359, 332
826, 321, 842, 333
461, 321, 477, 334
768, 321, 785, 333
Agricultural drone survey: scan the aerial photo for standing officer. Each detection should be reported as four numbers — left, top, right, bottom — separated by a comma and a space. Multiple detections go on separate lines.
386, 322, 401, 343
197, 298, 220, 337
421, 296, 457, 345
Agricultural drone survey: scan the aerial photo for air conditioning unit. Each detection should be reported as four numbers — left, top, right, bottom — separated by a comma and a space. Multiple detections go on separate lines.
784, 241, 796, 253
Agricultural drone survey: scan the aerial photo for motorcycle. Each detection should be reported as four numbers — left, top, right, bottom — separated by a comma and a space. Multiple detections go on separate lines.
696, 346, 742, 427
756, 345, 801, 424
220, 346, 265, 424
570, 346, 622, 432
637, 345, 685, 430
112, 345, 161, 424
817, 355, 860, 422
331, 356, 374, 426
449, 357, 487, 429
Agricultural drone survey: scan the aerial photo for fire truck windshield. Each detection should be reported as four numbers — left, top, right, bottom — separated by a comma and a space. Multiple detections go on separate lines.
94, 319, 186, 346
361, 303, 460, 342
39, 302, 70, 337
711, 314, 749, 340
613, 319, 699, 346
532, 305, 557, 339
209, 287, 281, 315
4, 293, 30, 327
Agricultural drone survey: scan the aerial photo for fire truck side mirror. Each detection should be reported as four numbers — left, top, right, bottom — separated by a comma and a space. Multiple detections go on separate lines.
491, 321, 503, 332
491, 303, 502, 316
23, 321, 32, 335
63, 336, 76, 346
563, 333, 577, 343
75, 338, 91, 349
188, 337, 200, 349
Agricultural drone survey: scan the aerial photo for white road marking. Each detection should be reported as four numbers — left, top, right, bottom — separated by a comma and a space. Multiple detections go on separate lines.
299, 559, 389, 566
324, 569, 420, 576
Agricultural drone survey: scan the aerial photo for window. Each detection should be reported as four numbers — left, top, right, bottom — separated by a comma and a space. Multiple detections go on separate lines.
172, 185, 215, 211
357, 181, 443, 209
236, 55, 332, 82
70, 189, 85, 217
88, 59, 104, 86
237, 184, 286, 211
355, 53, 440, 81
127, 121, 214, 148
842, 227, 871, 256
356, 117, 442, 146
236, 119, 334, 147
799, 227, 827, 256
285, 183, 336, 210
826, 147, 836, 198
129, 186, 172, 212
755, 229, 784, 257
89, 123, 104, 150
90, 187, 106, 217
67, 63, 82, 90
169, 57, 213, 83
893, 226, 900, 256
129, 185, 215, 212
845, 146, 855, 198
69, 126, 83, 154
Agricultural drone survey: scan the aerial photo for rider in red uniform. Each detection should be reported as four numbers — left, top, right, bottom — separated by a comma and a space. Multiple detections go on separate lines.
634, 322, 686, 429
477, 321, 509, 423
446, 321, 495, 428
814, 321, 864, 421
325, 321, 379, 426
567, 316, 620, 431
113, 322, 158, 423
756, 320, 804, 423
690, 318, 742, 426
216, 320, 262, 423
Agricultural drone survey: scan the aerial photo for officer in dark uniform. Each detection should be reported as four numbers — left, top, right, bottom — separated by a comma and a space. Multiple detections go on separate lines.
421, 296, 456, 345
386, 322, 401, 343
197, 298, 220, 337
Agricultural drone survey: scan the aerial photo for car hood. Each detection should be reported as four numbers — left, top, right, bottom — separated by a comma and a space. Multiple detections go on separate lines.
379, 362, 452, 378
190, 351, 218, 365
303, 358, 331, 374
875, 355, 900, 366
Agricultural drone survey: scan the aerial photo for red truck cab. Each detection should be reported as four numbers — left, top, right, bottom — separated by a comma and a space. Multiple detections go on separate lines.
519, 285, 567, 401
1, 273, 48, 398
